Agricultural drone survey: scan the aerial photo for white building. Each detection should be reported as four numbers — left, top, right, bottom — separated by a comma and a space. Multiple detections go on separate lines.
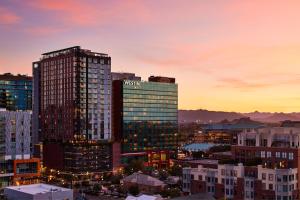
0, 110, 32, 160
4, 184, 73, 200
237, 127, 300, 148
182, 163, 299, 200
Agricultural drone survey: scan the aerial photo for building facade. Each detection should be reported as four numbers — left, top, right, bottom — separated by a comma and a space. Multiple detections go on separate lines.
33, 46, 111, 141
183, 163, 299, 200
112, 76, 178, 168
182, 126, 300, 200
33, 46, 112, 174
111, 72, 141, 82
0, 73, 32, 111
0, 110, 40, 188
4, 183, 73, 200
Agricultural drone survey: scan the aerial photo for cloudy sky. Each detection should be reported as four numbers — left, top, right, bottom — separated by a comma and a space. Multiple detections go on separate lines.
1, 0, 300, 112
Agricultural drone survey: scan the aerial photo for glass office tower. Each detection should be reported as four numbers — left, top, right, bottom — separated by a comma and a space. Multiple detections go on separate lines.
0, 73, 32, 111
112, 76, 178, 168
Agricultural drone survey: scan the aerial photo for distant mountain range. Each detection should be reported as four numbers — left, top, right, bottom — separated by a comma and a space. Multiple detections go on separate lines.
179, 109, 300, 123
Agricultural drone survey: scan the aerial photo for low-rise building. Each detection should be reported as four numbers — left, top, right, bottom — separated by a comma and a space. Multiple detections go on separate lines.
126, 194, 163, 200
123, 172, 166, 194
4, 183, 73, 200
183, 126, 300, 200
0, 110, 40, 187
183, 163, 299, 200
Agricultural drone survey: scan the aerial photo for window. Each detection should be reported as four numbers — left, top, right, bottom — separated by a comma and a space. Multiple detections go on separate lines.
282, 152, 287, 158
269, 174, 274, 181
289, 153, 294, 160
221, 169, 225, 175
269, 184, 273, 190
246, 181, 249, 187
276, 152, 281, 158
267, 151, 272, 158
283, 185, 288, 192
262, 173, 266, 180
277, 175, 282, 182
226, 179, 229, 185
261, 151, 266, 158
233, 170, 237, 177
198, 175, 202, 181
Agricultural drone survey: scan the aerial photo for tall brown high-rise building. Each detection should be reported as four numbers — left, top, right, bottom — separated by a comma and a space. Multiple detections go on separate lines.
33, 46, 112, 173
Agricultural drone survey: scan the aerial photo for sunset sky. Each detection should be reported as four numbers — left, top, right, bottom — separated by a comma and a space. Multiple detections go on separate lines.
1, 0, 300, 112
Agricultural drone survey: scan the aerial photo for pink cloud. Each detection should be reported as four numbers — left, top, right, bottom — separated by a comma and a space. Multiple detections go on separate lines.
28, 0, 152, 26
24, 26, 67, 36
0, 6, 20, 25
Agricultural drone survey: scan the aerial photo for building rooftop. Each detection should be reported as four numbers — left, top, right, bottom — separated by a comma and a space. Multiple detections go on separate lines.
126, 194, 163, 200
187, 159, 219, 165
212, 151, 232, 156
0, 73, 32, 81
5, 184, 71, 195
171, 193, 215, 200
182, 143, 218, 152
123, 173, 165, 187
148, 76, 176, 83
41, 46, 109, 59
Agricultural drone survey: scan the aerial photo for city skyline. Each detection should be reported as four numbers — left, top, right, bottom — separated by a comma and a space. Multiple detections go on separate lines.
2, 0, 300, 112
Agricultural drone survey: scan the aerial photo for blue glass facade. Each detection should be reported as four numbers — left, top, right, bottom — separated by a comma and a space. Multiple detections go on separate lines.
122, 80, 178, 153
112, 79, 178, 167
0, 74, 32, 111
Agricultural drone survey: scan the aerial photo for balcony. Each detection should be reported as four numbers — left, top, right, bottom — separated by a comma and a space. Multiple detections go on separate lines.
271, 140, 290, 148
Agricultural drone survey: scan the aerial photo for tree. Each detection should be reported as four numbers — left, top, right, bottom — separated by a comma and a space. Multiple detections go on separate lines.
208, 145, 231, 153
93, 183, 101, 193
159, 170, 169, 181
168, 164, 182, 176
124, 159, 144, 175
160, 188, 181, 198
192, 151, 205, 159
128, 185, 140, 196
110, 174, 122, 184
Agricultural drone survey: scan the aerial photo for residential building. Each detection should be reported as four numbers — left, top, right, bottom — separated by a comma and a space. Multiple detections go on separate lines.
231, 127, 300, 169
183, 126, 300, 200
4, 183, 73, 200
0, 73, 32, 111
112, 76, 178, 168
33, 46, 112, 174
182, 163, 299, 200
199, 118, 264, 144
0, 110, 40, 188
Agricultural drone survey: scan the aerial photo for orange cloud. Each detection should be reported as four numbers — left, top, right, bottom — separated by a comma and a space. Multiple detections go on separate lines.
215, 78, 272, 91
0, 6, 20, 25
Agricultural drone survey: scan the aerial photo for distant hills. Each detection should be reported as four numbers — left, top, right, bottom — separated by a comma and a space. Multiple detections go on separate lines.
179, 109, 300, 123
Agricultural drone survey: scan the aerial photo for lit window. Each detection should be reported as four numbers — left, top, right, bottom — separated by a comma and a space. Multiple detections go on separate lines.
282, 152, 287, 158
289, 153, 294, 160
276, 152, 281, 158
